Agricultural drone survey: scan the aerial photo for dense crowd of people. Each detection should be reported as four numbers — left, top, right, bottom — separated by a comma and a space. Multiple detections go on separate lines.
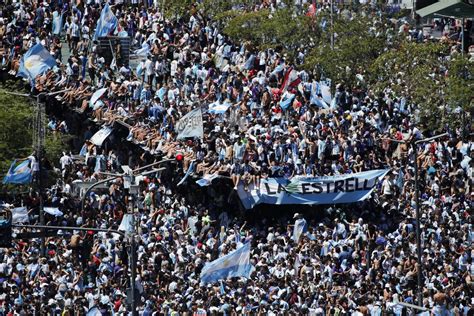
0, 0, 472, 315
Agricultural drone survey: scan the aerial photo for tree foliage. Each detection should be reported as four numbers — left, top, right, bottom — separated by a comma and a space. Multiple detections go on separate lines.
222, 8, 312, 59
370, 41, 473, 131
161, 0, 195, 19
0, 91, 34, 173
0, 90, 69, 178
445, 56, 474, 113
304, 14, 388, 85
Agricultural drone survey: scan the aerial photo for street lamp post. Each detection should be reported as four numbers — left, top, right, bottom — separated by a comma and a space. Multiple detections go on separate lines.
80, 158, 173, 315
81, 159, 174, 212
383, 132, 448, 307
412, 140, 424, 306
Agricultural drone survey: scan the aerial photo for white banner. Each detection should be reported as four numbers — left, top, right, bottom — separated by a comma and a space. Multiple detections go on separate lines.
90, 127, 113, 146
237, 169, 390, 209
176, 108, 203, 140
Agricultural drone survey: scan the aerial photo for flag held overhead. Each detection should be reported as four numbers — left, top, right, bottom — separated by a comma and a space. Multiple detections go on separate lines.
93, 3, 118, 40
17, 44, 56, 82
3, 159, 33, 185
200, 241, 252, 284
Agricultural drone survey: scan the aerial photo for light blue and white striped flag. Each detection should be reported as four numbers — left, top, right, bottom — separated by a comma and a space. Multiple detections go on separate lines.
200, 242, 252, 283
52, 11, 63, 35
280, 91, 295, 110
310, 81, 321, 105
208, 100, 232, 115
177, 161, 195, 186
293, 218, 307, 243
17, 44, 56, 82
134, 43, 150, 57
3, 159, 33, 185
93, 3, 118, 40
196, 173, 219, 187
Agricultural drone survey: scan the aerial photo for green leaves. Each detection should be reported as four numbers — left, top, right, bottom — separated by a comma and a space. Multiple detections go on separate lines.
222, 7, 312, 61
0, 91, 34, 173
0, 90, 69, 178
369, 40, 473, 131
304, 14, 387, 87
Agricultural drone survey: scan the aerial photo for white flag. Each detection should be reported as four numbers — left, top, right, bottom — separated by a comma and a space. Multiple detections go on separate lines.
11, 207, 29, 223
90, 126, 113, 146
44, 207, 63, 217
176, 108, 203, 140
118, 213, 134, 233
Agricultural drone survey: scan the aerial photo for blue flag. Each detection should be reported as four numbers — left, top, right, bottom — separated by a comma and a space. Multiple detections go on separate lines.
243, 54, 255, 70
280, 92, 295, 110
136, 62, 144, 77
118, 30, 129, 37
93, 3, 118, 40
396, 168, 404, 189
79, 143, 88, 156
3, 159, 33, 185
17, 44, 56, 82
219, 280, 225, 295
200, 242, 252, 284
310, 81, 321, 105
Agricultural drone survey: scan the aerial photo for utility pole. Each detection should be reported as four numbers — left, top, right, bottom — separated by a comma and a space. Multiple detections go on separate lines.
130, 219, 138, 316
79, 158, 173, 314
33, 90, 69, 254
330, 0, 334, 50
412, 140, 423, 306
33, 93, 46, 255
412, 133, 447, 306
461, 18, 465, 57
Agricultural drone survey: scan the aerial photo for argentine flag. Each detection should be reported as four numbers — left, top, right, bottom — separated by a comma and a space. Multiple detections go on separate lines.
293, 218, 307, 243
280, 91, 295, 110
3, 159, 33, 185
200, 241, 252, 284
52, 11, 63, 36
93, 3, 118, 40
208, 100, 232, 115
17, 44, 56, 82
310, 81, 321, 105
